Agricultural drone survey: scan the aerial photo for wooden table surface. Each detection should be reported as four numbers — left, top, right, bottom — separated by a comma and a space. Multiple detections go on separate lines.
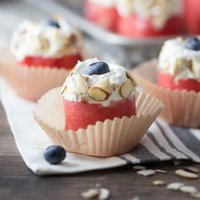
0, 1, 200, 200
0, 101, 200, 200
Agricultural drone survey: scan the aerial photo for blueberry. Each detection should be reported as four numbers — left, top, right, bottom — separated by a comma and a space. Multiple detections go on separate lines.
42, 19, 60, 29
86, 61, 110, 75
44, 145, 66, 164
185, 37, 200, 51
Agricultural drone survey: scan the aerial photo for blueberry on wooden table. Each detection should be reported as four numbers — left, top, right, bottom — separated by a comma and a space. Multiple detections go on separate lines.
44, 145, 66, 164
185, 37, 200, 51
86, 61, 110, 75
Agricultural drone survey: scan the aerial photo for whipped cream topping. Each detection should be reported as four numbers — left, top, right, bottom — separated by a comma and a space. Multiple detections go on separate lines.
61, 58, 137, 106
159, 37, 200, 82
88, 0, 116, 7
10, 17, 82, 61
116, 0, 183, 30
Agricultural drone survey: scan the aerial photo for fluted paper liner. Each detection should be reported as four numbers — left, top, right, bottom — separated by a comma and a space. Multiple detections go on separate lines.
34, 87, 163, 157
133, 59, 200, 128
0, 49, 70, 101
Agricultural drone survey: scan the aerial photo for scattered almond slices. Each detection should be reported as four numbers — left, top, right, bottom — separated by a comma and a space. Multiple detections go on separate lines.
175, 169, 199, 179
152, 180, 166, 186
120, 79, 135, 98
133, 165, 146, 170
137, 169, 156, 177
167, 182, 184, 190
179, 185, 198, 194
184, 166, 200, 174
88, 87, 111, 101
81, 188, 99, 199
98, 188, 110, 200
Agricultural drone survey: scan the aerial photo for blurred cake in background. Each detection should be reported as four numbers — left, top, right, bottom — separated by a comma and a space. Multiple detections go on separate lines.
84, 0, 118, 31
184, 0, 200, 35
116, 0, 185, 37
0, 17, 84, 101
11, 16, 83, 69
84, 0, 185, 37
158, 37, 200, 92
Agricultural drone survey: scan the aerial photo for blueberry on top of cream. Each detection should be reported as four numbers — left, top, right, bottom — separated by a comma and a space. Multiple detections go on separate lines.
185, 37, 200, 51
42, 18, 61, 29
85, 61, 110, 75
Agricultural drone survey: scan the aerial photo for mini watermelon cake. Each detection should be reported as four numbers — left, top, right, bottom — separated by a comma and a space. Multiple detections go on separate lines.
158, 37, 200, 92
11, 17, 83, 69
116, 0, 184, 37
84, 0, 118, 31
61, 58, 137, 131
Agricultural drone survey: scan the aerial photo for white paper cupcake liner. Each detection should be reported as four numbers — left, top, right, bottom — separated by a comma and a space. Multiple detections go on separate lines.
0, 49, 70, 101
34, 87, 163, 157
134, 59, 200, 128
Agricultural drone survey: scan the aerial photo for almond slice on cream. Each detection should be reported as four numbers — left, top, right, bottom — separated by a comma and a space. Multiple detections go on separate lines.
120, 79, 135, 98
88, 87, 110, 101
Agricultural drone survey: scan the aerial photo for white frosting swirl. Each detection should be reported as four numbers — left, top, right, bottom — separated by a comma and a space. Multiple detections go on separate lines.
10, 17, 82, 61
116, 0, 183, 30
62, 58, 136, 106
159, 37, 200, 81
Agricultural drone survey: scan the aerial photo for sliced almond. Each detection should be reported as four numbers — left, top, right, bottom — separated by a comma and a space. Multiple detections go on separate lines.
126, 71, 137, 86
184, 166, 200, 174
75, 74, 88, 94
152, 180, 166, 186
137, 169, 156, 177
133, 165, 146, 170
89, 87, 110, 101
155, 169, 167, 174
179, 185, 198, 194
98, 188, 110, 200
167, 182, 184, 190
81, 189, 99, 199
120, 79, 135, 98
175, 169, 199, 179
94, 79, 111, 94
191, 192, 200, 199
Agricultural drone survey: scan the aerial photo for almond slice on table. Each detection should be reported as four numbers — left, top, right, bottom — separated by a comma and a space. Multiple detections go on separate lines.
179, 185, 198, 194
167, 182, 184, 190
98, 188, 110, 200
191, 192, 200, 199
184, 166, 200, 174
137, 169, 156, 177
155, 169, 167, 174
81, 189, 99, 199
152, 180, 166, 186
175, 169, 199, 179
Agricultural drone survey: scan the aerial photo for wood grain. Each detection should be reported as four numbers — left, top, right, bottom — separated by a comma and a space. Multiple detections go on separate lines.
0, 102, 200, 200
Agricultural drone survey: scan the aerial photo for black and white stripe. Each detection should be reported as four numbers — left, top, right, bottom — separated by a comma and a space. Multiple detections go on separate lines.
119, 119, 200, 164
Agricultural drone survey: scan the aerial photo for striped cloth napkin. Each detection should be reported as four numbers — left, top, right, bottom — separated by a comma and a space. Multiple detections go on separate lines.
0, 80, 200, 175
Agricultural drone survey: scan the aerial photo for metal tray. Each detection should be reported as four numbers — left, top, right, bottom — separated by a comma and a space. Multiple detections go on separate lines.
24, 0, 172, 66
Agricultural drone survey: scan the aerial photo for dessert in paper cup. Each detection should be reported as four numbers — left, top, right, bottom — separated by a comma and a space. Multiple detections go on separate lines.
84, 0, 118, 31
34, 58, 163, 157
0, 17, 83, 101
116, 0, 184, 37
134, 37, 200, 128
